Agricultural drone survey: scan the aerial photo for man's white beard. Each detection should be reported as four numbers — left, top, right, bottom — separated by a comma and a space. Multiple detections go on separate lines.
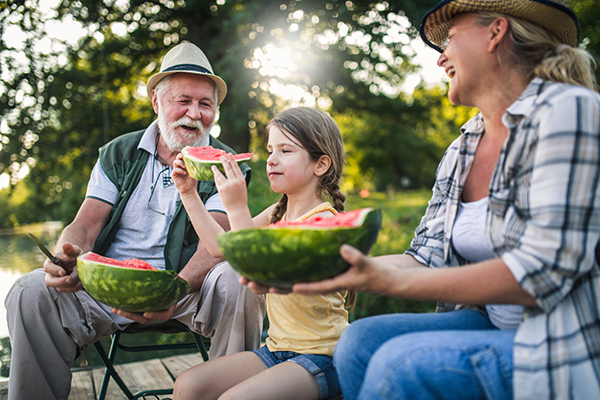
157, 112, 214, 152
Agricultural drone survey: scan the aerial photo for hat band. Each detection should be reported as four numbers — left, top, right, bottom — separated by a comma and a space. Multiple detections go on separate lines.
162, 63, 212, 74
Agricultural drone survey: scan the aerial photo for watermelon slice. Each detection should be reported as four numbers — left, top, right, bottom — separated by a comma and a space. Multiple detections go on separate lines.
182, 145, 253, 181
217, 207, 382, 288
77, 252, 190, 312
81, 253, 157, 270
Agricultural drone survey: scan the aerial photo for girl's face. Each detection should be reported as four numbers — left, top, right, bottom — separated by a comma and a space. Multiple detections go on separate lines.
266, 125, 319, 195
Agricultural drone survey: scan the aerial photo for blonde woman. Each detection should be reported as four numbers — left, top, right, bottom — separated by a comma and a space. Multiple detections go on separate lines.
294, 1, 600, 399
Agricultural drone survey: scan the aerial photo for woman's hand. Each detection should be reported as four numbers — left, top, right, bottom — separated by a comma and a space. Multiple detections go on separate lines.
172, 154, 197, 197
212, 154, 248, 212
239, 245, 394, 296
293, 245, 403, 295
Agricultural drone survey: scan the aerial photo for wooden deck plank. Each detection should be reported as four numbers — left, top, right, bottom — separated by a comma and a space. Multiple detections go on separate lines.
160, 353, 205, 380
90, 358, 174, 399
70, 369, 97, 400
0, 353, 204, 400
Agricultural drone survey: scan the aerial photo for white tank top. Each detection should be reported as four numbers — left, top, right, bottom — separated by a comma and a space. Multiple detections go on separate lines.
452, 197, 523, 330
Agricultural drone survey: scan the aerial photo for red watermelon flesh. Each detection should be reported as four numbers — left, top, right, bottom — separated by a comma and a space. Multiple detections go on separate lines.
272, 207, 371, 228
185, 145, 253, 161
82, 252, 157, 270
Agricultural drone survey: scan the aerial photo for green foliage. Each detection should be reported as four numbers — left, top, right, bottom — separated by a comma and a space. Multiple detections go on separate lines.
0, 336, 10, 378
1, 0, 597, 227
336, 85, 478, 191
572, 0, 600, 88
246, 158, 280, 217
1, 0, 440, 226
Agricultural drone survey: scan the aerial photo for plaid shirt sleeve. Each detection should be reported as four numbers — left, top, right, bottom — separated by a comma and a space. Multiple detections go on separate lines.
489, 81, 600, 313
487, 80, 600, 399
405, 137, 460, 268
407, 116, 485, 269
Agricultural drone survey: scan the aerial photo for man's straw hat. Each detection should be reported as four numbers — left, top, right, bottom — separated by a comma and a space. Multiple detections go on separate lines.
146, 41, 227, 105
420, 0, 579, 53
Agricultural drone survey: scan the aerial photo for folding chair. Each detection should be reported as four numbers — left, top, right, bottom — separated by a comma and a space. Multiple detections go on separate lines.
92, 320, 209, 400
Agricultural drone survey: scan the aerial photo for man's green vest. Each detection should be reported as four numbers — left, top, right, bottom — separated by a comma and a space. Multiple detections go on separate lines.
92, 129, 251, 273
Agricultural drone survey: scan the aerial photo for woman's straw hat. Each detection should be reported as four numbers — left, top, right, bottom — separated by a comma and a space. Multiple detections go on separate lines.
146, 41, 228, 105
420, 0, 579, 53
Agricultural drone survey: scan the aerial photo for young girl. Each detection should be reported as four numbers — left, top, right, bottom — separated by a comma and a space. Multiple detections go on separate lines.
171, 106, 351, 400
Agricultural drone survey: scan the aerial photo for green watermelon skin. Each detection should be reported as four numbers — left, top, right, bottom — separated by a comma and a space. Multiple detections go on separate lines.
217, 208, 382, 288
182, 146, 252, 181
77, 252, 190, 312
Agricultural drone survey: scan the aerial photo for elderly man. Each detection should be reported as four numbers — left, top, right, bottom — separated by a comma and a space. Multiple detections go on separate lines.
5, 42, 265, 400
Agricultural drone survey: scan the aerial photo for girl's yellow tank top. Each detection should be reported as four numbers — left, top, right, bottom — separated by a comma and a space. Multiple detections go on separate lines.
265, 202, 349, 356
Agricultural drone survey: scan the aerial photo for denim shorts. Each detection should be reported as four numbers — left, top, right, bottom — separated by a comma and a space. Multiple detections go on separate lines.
252, 345, 341, 399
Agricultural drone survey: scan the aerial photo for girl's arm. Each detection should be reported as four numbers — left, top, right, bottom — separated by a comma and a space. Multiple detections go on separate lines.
172, 154, 226, 257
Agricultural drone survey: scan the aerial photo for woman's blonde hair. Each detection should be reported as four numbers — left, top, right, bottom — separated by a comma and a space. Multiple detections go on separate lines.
477, 12, 597, 92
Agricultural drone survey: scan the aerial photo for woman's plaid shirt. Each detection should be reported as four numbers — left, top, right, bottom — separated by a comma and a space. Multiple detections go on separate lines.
406, 79, 600, 399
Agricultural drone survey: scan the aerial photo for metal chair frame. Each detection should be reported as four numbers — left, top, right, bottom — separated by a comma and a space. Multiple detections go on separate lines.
92, 320, 209, 400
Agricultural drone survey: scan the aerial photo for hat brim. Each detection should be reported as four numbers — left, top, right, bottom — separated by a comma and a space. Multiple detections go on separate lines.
420, 0, 579, 53
146, 71, 228, 105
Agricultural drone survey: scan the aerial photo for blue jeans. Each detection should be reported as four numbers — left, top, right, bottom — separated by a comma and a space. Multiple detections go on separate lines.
334, 310, 516, 400
253, 345, 342, 399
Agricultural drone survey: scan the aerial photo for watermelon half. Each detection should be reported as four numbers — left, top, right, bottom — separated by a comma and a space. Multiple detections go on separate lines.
182, 145, 253, 181
77, 252, 190, 312
217, 207, 382, 288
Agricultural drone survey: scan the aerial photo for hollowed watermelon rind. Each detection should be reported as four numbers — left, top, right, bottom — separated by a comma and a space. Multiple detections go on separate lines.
77, 252, 191, 312
182, 146, 252, 181
217, 208, 382, 288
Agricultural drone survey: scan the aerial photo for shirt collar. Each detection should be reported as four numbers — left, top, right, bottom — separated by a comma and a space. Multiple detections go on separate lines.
461, 113, 485, 135
139, 120, 160, 154
503, 78, 547, 129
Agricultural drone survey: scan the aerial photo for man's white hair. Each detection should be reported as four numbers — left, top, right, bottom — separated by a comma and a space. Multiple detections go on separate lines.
153, 73, 219, 105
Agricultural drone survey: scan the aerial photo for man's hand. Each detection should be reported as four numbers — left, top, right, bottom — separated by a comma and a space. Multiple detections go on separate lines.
44, 242, 84, 293
172, 153, 198, 197
111, 304, 177, 324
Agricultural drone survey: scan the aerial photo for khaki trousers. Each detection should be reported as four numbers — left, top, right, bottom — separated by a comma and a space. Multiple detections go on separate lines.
5, 262, 265, 400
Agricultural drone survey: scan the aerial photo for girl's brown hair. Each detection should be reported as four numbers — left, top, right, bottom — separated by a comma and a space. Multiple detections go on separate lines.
268, 107, 346, 222
267, 107, 355, 310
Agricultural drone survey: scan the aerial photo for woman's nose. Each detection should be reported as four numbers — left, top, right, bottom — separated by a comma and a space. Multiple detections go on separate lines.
437, 51, 447, 67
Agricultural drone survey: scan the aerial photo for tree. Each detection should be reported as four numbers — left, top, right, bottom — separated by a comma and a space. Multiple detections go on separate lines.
0, 0, 440, 225
2, 0, 597, 226
572, 0, 600, 86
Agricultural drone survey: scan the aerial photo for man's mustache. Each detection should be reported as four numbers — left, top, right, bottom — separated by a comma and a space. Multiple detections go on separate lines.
172, 117, 203, 130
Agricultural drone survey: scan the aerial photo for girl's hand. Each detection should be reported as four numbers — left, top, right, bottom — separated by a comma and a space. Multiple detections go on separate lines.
172, 154, 197, 196
212, 154, 248, 211
239, 276, 292, 295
